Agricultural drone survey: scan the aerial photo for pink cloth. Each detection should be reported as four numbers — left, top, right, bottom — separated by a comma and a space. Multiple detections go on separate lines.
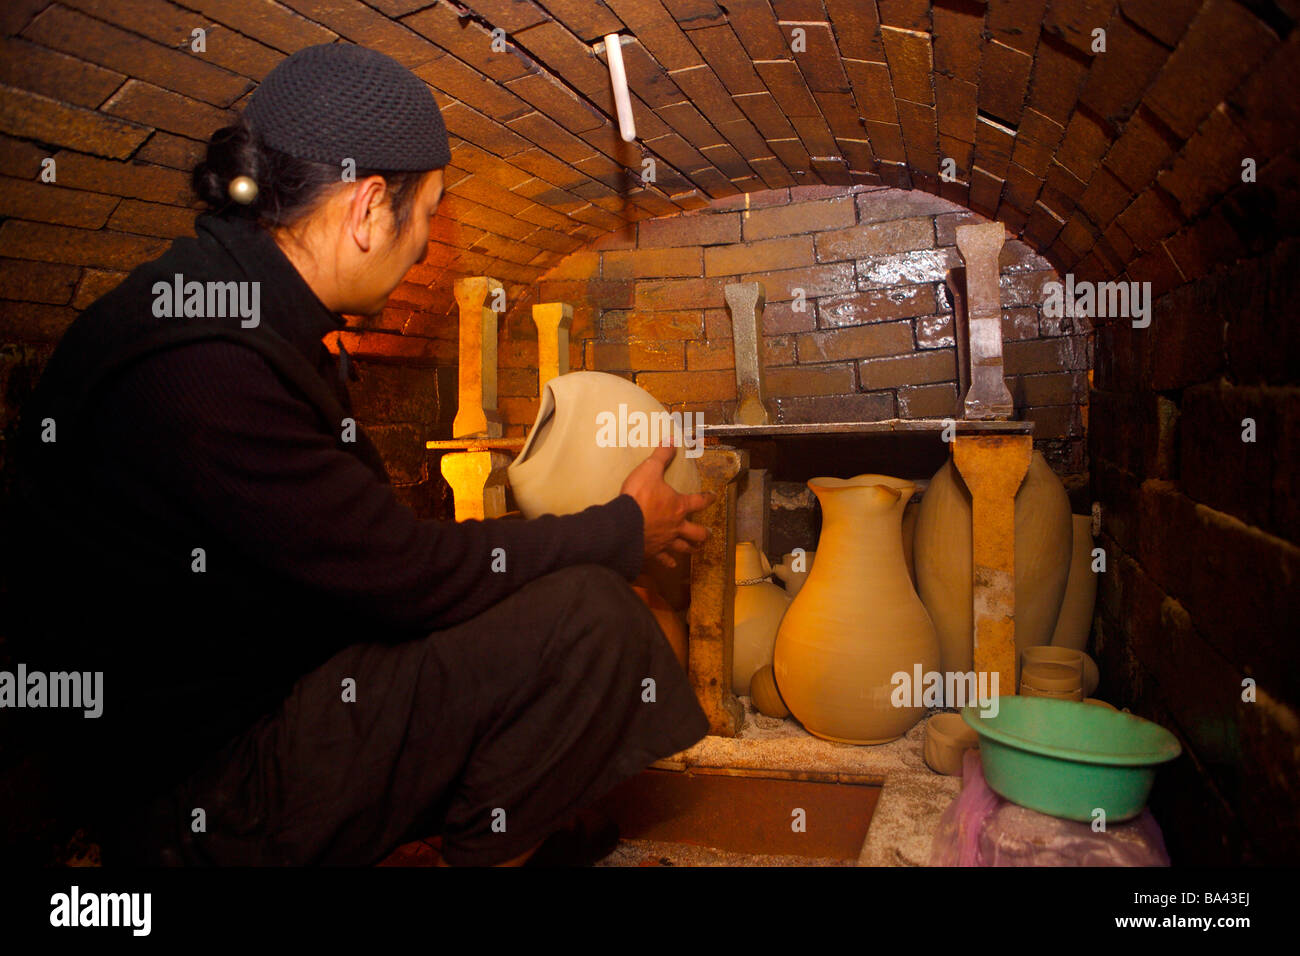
929, 749, 1170, 866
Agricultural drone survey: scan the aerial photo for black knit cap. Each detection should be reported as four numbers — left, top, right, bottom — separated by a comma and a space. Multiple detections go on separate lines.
244, 43, 450, 171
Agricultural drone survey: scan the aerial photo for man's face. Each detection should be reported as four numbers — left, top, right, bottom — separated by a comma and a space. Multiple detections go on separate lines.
350, 168, 445, 316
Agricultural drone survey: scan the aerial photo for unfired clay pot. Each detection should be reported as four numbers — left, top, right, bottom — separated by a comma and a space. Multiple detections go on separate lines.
749, 664, 790, 718
1022, 644, 1099, 697
1051, 514, 1100, 652
507, 371, 701, 518
773, 474, 941, 745
632, 579, 688, 672
733, 542, 792, 696
923, 713, 980, 776
772, 549, 816, 596
912, 452, 1072, 676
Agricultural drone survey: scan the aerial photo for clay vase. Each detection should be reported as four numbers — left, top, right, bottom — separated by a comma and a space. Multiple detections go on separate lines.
1051, 514, 1100, 653
632, 577, 688, 672
772, 549, 816, 596
913, 452, 1072, 676
772, 474, 941, 745
901, 497, 919, 589
733, 542, 792, 696
507, 371, 701, 518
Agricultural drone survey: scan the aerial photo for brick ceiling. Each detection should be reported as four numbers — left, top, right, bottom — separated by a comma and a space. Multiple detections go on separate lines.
3, 0, 1297, 326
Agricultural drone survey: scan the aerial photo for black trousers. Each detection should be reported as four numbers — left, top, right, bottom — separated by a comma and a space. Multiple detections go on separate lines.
126, 565, 709, 865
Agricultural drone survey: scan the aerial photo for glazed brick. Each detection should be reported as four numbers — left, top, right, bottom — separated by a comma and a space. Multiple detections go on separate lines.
1042, 0, 1116, 55
1055, 108, 1110, 183
858, 349, 956, 390
822, 0, 885, 61
1157, 104, 1253, 219
1001, 163, 1043, 217
710, 298, 816, 337
705, 236, 815, 277
967, 166, 1004, 217
861, 121, 907, 165
821, 284, 939, 326
842, 59, 901, 125
1002, 306, 1040, 341
895, 101, 940, 178
1011, 109, 1066, 177
639, 211, 741, 249
0, 257, 80, 305
1103, 107, 1176, 193
1004, 336, 1089, 375
1114, 188, 1181, 253
987, 0, 1047, 53
789, 23, 851, 94
796, 321, 914, 363
742, 197, 856, 241
1137, 480, 1300, 689
857, 248, 961, 290
1077, 166, 1131, 231
0, 219, 167, 271
635, 369, 736, 404
933, 74, 978, 144
621, 310, 705, 340
1023, 404, 1081, 439
1180, 383, 1299, 542
602, 247, 703, 280
107, 199, 196, 239
0, 84, 150, 161
915, 313, 954, 349
0, 35, 125, 109
101, 79, 235, 142
1009, 372, 1087, 408
932, 1, 982, 84
877, 0, 931, 31
897, 382, 958, 418
1077, 13, 1167, 126
978, 40, 1032, 125
1143, 0, 1276, 140
182, 0, 338, 53
766, 363, 857, 396
774, 391, 896, 424
586, 339, 686, 372
880, 26, 934, 106
634, 276, 728, 311
1026, 35, 1088, 124
934, 210, 983, 246
0, 177, 120, 230
814, 218, 933, 263
23, 5, 250, 108
1228, 32, 1300, 158
685, 335, 795, 370
136, 131, 206, 171
857, 191, 961, 230
742, 262, 856, 302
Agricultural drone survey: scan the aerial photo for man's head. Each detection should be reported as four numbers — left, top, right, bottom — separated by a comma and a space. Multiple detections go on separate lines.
192, 44, 451, 315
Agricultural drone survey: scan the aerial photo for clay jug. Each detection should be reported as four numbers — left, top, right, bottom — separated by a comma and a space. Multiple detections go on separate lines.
733, 542, 792, 696
772, 549, 816, 596
1051, 514, 1099, 653
913, 452, 1072, 676
508, 371, 701, 518
772, 474, 941, 744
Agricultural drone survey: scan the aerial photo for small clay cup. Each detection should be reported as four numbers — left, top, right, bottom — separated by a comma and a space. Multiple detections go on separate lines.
1023, 645, 1099, 696
1020, 661, 1083, 695
923, 713, 980, 776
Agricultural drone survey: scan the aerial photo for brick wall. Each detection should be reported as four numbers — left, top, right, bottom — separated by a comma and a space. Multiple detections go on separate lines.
1090, 236, 1300, 865
497, 183, 1088, 476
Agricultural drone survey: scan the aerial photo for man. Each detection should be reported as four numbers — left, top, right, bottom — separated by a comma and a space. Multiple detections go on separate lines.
4, 44, 712, 866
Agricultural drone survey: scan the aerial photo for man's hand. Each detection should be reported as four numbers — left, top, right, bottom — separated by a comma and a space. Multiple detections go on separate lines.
620, 445, 716, 568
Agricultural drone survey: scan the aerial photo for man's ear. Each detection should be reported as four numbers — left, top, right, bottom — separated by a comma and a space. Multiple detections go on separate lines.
345, 176, 389, 254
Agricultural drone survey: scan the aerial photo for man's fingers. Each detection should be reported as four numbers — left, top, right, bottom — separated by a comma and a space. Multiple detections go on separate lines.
675, 519, 708, 545
679, 491, 716, 514
653, 551, 677, 569
645, 444, 675, 471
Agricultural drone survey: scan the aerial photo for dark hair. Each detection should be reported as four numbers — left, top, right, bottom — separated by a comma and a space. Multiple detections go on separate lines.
192, 118, 431, 236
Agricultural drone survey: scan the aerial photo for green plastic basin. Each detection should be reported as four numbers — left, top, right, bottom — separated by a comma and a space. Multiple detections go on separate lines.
961, 696, 1181, 823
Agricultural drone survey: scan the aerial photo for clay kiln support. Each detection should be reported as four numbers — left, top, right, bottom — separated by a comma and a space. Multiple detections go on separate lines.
452, 275, 503, 438
440, 449, 513, 522
953, 434, 1033, 697
689, 445, 747, 736
954, 223, 1014, 420
725, 282, 773, 426
531, 302, 573, 389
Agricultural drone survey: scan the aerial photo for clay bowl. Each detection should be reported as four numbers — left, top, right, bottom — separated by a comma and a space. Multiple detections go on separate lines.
923, 713, 980, 776
1020, 661, 1083, 694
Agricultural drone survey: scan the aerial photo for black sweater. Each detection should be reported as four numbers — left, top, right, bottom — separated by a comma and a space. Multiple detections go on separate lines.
5, 212, 644, 800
